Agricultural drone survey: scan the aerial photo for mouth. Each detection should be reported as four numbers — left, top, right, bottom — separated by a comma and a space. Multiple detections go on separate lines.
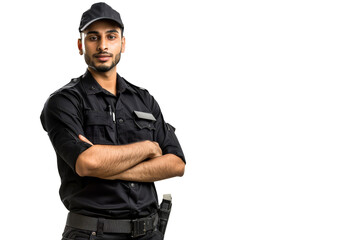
94, 53, 112, 62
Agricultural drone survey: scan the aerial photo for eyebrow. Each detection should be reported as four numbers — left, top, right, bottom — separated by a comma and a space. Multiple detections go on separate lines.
107, 30, 119, 34
86, 29, 119, 35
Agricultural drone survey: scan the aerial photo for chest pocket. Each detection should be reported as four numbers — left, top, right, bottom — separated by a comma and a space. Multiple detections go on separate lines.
84, 110, 116, 145
129, 110, 156, 142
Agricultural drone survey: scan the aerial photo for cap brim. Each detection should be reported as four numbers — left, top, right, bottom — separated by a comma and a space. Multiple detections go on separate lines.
80, 17, 124, 32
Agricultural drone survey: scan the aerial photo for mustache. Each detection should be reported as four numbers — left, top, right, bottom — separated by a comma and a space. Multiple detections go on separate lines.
94, 52, 113, 57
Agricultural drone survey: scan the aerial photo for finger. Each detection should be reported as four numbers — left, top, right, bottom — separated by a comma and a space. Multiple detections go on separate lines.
78, 134, 93, 146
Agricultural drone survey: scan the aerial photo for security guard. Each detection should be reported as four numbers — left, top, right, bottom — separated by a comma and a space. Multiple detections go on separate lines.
40, 2, 185, 240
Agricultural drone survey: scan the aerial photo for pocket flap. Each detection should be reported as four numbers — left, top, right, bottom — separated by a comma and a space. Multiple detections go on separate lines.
134, 119, 156, 131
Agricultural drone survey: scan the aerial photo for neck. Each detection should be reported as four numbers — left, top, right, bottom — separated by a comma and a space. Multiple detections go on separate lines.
88, 67, 117, 95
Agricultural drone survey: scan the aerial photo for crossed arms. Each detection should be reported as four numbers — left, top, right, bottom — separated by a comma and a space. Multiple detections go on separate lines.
41, 92, 185, 182
75, 135, 185, 182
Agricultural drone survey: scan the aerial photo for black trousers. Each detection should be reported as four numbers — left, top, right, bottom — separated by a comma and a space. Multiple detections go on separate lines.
61, 226, 164, 240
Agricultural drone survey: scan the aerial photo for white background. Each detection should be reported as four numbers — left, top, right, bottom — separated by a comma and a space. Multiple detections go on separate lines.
1, 0, 360, 239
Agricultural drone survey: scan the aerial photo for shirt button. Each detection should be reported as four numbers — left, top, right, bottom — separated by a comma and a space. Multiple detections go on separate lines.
130, 183, 135, 188
118, 118, 124, 123
91, 86, 96, 90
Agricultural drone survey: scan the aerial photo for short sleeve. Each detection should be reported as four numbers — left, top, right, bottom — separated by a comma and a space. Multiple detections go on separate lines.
40, 91, 92, 172
149, 97, 186, 163
161, 121, 186, 163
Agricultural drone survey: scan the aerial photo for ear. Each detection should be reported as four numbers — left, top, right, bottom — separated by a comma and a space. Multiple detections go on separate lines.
121, 36, 126, 53
78, 39, 83, 55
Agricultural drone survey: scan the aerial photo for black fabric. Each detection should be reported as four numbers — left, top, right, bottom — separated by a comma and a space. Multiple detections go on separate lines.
79, 2, 124, 32
40, 70, 185, 219
62, 226, 163, 240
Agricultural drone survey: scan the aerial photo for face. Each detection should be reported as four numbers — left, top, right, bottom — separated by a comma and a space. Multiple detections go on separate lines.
78, 20, 125, 73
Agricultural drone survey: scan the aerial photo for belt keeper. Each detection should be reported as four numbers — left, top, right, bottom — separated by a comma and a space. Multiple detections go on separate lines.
97, 218, 105, 236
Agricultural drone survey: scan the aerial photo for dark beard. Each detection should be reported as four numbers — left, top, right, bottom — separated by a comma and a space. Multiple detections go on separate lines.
93, 61, 116, 72
85, 52, 121, 72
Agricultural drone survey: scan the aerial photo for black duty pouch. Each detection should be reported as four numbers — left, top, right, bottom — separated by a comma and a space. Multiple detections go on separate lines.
158, 194, 172, 236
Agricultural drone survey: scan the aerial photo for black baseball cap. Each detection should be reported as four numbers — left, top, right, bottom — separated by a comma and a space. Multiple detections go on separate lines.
79, 2, 124, 32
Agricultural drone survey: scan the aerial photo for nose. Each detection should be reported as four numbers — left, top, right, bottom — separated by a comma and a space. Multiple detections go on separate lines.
97, 37, 108, 52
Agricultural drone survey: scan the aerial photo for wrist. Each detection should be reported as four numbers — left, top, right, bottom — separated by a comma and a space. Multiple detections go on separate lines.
144, 140, 159, 159
145, 140, 154, 158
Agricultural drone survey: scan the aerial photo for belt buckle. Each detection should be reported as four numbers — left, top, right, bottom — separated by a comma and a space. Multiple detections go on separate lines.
131, 218, 147, 238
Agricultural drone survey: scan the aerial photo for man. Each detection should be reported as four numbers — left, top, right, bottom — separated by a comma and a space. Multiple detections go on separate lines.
40, 2, 185, 240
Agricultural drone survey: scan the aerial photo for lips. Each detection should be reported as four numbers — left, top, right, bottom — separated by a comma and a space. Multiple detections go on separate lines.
94, 53, 112, 62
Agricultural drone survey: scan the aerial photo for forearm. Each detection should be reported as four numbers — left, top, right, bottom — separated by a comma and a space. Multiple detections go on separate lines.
104, 154, 185, 182
76, 140, 160, 178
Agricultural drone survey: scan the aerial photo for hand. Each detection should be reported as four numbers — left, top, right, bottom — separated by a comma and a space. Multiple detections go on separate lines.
79, 134, 93, 146
148, 141, 162, 158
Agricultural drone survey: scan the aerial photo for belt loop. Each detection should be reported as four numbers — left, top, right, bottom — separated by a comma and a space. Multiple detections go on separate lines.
97, 218, 105, 236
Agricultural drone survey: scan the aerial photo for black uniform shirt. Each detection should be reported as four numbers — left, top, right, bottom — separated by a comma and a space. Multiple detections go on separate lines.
40, 70, 185, 219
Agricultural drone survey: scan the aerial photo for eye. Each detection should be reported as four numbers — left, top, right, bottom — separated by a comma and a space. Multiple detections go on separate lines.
88, 35, 98, 41
108, 35, 117, 40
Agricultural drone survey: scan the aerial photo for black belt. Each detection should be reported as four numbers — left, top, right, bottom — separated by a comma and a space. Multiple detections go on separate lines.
66, 212, 158, 238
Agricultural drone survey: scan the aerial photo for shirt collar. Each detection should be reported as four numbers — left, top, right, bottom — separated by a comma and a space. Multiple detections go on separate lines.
82, 69, 137, 95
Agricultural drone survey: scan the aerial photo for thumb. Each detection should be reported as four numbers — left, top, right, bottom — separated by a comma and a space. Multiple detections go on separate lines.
78, 134, 93, 146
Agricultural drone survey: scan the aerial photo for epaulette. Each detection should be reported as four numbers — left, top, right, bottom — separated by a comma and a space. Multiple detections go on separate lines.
51, 77, 81, 96
123, 78, 149, 93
